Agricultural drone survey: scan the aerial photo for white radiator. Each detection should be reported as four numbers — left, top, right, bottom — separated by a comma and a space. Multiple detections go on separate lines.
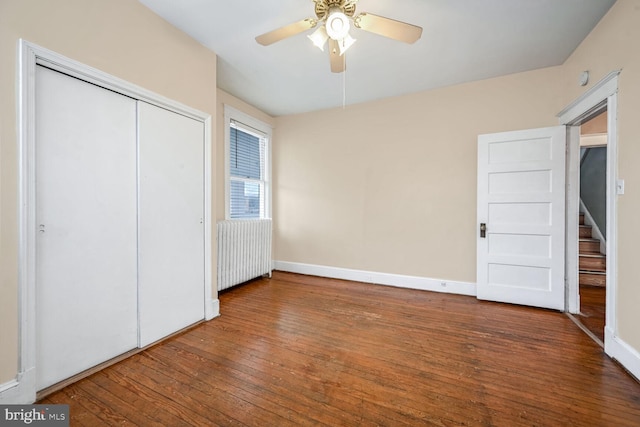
217, 219, 272, 291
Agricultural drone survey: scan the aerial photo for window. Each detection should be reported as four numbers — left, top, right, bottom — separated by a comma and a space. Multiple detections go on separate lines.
224, 105, 271, 219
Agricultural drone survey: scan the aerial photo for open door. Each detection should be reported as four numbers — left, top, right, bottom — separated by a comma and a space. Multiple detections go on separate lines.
477, 126, 566, 310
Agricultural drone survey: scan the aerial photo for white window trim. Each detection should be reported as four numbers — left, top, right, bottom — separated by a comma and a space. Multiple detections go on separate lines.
224, 105, 272, 220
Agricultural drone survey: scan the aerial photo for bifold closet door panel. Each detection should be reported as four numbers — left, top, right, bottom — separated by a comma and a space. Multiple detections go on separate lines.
138, 101, 205, 347
35, 66, 138, 390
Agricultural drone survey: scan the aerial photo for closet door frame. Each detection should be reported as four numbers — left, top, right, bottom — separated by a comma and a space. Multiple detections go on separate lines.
13, 40, 216, 403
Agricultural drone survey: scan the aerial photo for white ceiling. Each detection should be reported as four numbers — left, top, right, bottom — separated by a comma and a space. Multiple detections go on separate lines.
138, 0, 615, 117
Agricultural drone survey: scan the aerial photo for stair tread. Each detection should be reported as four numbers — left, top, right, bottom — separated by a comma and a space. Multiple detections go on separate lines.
579, 253, 606, 259
579, 238, 599, 242
579, 270, 606, 275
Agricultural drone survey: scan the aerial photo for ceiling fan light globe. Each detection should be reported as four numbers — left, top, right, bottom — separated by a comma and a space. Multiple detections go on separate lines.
338, 34, 356, 56
308, 26, 329, 51
326, 11, 350, 40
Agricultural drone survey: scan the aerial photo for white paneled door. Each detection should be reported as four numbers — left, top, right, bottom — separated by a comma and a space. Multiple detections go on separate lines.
137, 102, 205, 347
35, 66, 139, 389
477, 126, 566, 310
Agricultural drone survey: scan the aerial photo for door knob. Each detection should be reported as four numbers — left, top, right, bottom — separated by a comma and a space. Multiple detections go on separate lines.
480, 223, 486, 238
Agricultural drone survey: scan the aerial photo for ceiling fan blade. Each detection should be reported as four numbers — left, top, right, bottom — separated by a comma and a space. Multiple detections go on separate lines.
354, 13, 422, 44
329, 39, 346, 73
256, 18, 317, 46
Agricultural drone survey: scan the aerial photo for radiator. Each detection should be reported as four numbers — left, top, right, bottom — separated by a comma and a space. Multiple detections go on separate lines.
217, 219, 272, 291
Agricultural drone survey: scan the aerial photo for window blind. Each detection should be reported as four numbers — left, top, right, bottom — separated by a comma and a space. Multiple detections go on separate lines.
229, 122, 267, 219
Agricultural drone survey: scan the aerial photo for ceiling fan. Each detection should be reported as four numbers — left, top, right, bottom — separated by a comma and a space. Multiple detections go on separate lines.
255, 0, 423, 73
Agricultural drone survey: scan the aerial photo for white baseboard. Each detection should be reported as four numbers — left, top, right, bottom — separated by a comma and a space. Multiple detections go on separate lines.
0, 379, 20, 403
206, 298, 220, 320
605, 327, 640, 382
0, 369, 36, 404
273, 261, 476, 296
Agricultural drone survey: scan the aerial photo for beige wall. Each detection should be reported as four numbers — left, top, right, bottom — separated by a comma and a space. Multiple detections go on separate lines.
559, 0, 640, 351
0, 0, 217, 384
216, 89, 276, 221
273, 66, 563, 281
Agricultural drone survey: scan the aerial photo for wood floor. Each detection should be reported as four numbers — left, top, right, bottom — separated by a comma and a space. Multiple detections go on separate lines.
41, 271, 640, 426
577, 284, 606, 343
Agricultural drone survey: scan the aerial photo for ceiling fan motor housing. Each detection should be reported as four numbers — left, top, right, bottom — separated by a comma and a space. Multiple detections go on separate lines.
314, 0, 357, 20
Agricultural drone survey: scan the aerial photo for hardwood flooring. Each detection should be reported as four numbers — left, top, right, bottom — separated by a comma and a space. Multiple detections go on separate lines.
577, 284, 606, 343
40, 271, 640, 426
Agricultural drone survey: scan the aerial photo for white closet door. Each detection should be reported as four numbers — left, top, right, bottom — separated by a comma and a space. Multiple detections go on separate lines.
138, 101, 205, 347
35, 66, 138, 390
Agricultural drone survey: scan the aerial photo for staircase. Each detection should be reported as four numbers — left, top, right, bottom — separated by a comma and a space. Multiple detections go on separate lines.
579, 212, 606, 287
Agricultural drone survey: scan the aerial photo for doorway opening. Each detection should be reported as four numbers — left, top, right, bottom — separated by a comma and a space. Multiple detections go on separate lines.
574, 110, 608, 346
559, 70, 619, 353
